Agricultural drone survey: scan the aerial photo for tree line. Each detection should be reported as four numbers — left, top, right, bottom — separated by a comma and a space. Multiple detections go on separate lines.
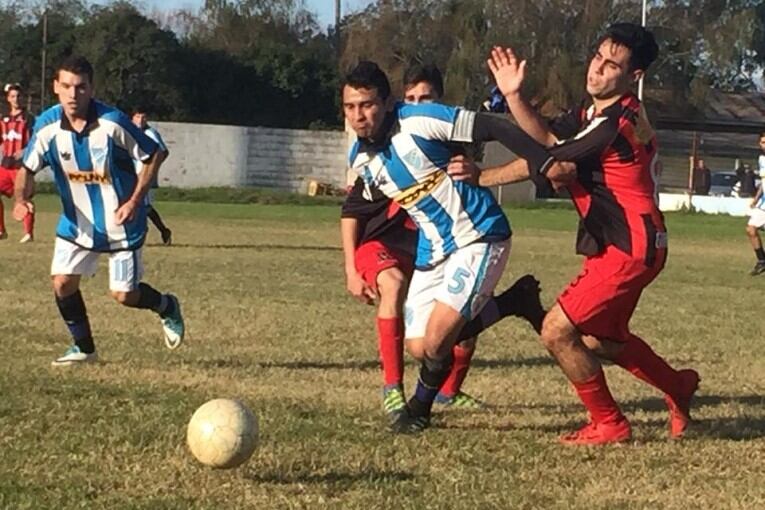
1, 0, 763, 128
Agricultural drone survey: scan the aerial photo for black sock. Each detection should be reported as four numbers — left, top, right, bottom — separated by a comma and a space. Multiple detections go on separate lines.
755, 247, 765, 262
56, 291, 95, 354
411, 353, 453, 417
457, 298, 500, 341
147, 206, 168, 232
131, 283, 174, 317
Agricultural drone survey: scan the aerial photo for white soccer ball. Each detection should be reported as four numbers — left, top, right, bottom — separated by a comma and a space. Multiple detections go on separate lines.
186, 398, 258, 469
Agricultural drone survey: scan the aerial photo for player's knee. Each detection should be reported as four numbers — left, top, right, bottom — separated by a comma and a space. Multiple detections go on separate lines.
51, 276, 77, 297
377, 269, 408, 298
540, 311, 568, 351
406, 339, 425, 360
746, 225, 757, 237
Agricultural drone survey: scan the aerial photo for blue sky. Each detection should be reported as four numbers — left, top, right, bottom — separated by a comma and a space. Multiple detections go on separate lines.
95, 0, 375, 29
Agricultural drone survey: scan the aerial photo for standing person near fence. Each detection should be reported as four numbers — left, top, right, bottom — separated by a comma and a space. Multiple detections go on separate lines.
0, 83, 35, 242
132, 107, 172, 245
745, 132, 765, 276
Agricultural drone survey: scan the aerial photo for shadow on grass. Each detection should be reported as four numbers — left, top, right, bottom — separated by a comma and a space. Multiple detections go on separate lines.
191, 356, 556, 372
146, 243, 340, 251
243, 468, 414, 486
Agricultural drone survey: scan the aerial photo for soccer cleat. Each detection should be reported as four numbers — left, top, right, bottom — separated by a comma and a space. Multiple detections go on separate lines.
19, 233, 33, 243
750, 261, 765, 276
161, 228, 172, 246
0, 230, 7, 240
434, 391, 485, 409
496, 274, 546, 333
161, 294, 185, 349
665, 369, 700, 439
51, 345, 98, 366
383, 386, 407, 415
559, 418, 632, 446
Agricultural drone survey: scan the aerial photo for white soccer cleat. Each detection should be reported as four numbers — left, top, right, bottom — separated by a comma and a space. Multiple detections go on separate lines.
162, 294, 185, 350
51, 345, 98, 366
19, 233, 33, 243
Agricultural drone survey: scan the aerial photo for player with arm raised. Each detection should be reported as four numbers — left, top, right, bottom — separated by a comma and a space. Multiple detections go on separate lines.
14, 56, 185, 366
485, 23, 700, 445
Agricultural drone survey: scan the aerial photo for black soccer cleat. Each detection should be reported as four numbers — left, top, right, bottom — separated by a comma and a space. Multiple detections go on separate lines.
750, 261, 765, 276
495, 274, 546, 333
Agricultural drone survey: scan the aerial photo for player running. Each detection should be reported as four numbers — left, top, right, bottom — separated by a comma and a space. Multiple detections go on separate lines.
0, 83, 35, 242
131, 107, 173, 245
342, 61, 573, 433
745, 132, 765, 276
483, 23, 700, 444
342, 63, 539, 428
13, 56, 185, 366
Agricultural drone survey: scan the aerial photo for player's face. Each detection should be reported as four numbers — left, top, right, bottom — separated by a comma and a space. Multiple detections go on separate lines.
343, 85, 387, 139
6, 90, 21, 110
132, 112, 147, 128
404, 81, 439, 104
586, 39, 642, 101
759, 136, 765, 153
54, 70, 94, 118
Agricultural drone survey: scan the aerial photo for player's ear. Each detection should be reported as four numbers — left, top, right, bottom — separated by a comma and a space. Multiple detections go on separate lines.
631, 69, 644, 84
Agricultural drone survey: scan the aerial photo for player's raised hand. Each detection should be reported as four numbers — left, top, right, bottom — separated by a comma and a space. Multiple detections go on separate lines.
487, 47, 526, 98
115, 199, 138, 225
346, 269, 377, 305
446, 155, 480, 185
12, 200, 33, 221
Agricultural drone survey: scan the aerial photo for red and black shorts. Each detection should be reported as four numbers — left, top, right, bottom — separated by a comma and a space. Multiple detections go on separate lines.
354, 240, 413, 291
558, 243, 667, 342
0, 167, 17, 197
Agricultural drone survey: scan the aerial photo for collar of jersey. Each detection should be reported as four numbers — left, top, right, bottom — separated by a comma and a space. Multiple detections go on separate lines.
59, 100, 100, 134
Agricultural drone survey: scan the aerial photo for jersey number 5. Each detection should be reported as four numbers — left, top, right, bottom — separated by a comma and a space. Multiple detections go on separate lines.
448, 268, 471, 294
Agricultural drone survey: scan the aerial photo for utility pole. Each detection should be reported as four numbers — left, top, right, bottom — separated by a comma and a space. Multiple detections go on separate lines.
40, 8, 48, 112
638, 0, 647, 100
335, 0, 341, 58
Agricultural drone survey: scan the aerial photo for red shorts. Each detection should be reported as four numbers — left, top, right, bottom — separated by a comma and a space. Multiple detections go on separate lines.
0, 167, 16, 197
558, 244, 667, 342
354, 240, 413, 290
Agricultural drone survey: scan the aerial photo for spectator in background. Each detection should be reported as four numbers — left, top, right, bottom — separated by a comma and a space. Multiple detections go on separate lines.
691, 158, 711, 195
741, 164, 757, 197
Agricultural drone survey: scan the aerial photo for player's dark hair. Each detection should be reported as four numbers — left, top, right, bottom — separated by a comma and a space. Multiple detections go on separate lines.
599, 23, 659, 71
759, 131, 765, 139
4, 83, 21, 96
403, 63, 444, 98
344, 61, 391, 101
131, 106, 148, 116
56, 55, 94, 83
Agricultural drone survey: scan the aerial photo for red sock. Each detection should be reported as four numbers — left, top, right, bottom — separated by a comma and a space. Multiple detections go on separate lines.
613, 334, 682, 400
23, 209, 34, 235
0, 199, 5, 232
572, 368, 624, 425
376, 317, 404, 388
438, 343, 474, 398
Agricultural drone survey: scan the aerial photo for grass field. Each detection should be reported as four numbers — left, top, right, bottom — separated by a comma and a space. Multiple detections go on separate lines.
1, 194, 764, 509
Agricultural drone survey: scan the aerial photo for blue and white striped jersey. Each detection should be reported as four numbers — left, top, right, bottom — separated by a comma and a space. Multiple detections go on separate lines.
349, 102, 510, 268
23, 100, 158, 252
135, 126, 167, 175
757, 154, 765, 210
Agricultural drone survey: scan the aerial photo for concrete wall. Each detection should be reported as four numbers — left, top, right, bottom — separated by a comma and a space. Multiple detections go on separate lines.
153, 121, 348, 192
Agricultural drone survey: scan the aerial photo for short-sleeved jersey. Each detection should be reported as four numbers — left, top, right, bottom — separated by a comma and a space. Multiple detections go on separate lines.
134, 125, 167, 175
348, 102, 510, 268
341, 176, 417, 256
1, 110, 34, 169
23, 100, 158, 252
548, 93, 664, 260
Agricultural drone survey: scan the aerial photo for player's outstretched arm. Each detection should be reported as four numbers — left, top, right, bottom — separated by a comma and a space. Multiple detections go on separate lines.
479, 159, 576, 189
487, 47, 556, 146
12, 168, 35, 221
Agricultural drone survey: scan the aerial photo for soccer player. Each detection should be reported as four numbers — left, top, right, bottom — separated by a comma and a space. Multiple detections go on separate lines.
342, 61, 572, 433
484, 23, 700, 444
745, 132, 765, 276
13, 56, 185, 366
0, 83, 35, 242
131, 107, 172, 245
342, 63, 513, 427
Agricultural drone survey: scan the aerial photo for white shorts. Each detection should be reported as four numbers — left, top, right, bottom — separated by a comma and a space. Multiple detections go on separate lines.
404, 239, 511, 340
748, 208, 765, 229
51, 237, 144, 292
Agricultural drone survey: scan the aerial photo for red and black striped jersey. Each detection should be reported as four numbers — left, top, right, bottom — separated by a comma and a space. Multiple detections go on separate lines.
341, 176, 417, 256
548, 93, 665, 262
1, 110, 34, 169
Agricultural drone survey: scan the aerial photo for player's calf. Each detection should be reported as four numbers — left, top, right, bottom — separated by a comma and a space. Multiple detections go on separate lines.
52, 288, 97, 366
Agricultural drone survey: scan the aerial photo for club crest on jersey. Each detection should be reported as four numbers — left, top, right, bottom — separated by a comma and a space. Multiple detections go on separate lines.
401, 148, 425, 170
60, 151, 72, 161
91, 146, 107, 167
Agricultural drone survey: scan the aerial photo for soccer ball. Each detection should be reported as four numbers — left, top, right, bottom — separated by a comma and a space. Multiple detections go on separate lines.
186, 398, 258, 469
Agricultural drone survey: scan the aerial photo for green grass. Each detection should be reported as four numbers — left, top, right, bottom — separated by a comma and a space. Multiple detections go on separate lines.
1, 197, 764, 509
